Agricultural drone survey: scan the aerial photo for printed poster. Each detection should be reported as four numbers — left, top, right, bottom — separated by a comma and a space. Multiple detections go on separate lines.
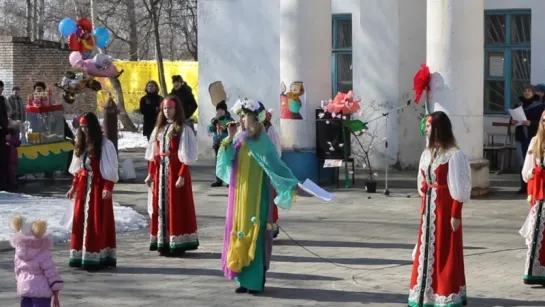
280, 81, 305, 120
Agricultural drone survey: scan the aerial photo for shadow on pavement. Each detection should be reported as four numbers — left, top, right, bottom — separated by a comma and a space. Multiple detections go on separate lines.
259, 287, 545, 306
273, 239, 486, 250
111, 266, 342, 281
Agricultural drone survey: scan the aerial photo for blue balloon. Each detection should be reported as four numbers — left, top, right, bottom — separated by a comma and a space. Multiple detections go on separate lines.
93, 27, 110, 48
58, 18, 77, 38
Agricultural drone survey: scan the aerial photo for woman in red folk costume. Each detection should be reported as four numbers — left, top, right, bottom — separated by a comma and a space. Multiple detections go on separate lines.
521, 110, 545, 286
144, 95, 199, 257
409, 111, 471, 307
66, 112, 119, 271
262, 109, 282, 238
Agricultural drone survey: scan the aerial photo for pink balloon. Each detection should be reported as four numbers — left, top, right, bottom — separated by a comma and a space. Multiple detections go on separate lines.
69, 51, 83, 67
79, 59, 119, 78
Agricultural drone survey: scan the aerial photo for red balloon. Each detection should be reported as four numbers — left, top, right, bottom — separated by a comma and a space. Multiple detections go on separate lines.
67, 33, 81, 51
77, 18, 93, 33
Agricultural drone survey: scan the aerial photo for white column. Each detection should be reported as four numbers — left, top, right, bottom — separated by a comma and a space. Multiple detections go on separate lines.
279, 0, 331, 150
357, 0, 400, 170
427, 0, 484, 160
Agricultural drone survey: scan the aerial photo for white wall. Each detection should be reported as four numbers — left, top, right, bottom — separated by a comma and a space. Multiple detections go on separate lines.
397, 0, 427, 169
333, 0, 426, 169
197, 0, 544, 168
197, 0, 280, 158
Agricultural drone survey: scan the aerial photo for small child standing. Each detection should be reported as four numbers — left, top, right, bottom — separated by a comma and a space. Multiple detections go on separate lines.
208, 100, 233, 187
7, 124, 21, 190
10, 215, 64, 307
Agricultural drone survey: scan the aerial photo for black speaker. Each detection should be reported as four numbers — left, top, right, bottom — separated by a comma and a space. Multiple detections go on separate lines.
315, 108, 351, 159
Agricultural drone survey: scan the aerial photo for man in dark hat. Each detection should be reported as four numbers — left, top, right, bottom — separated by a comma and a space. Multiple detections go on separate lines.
207, 100, 233, 187
0, 80, 9, 190
170, 75, 198, 121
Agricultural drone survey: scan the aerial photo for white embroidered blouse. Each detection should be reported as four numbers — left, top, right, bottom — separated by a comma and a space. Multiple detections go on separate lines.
144, 123, 197, 165
522, 137, 542, 183
68, 136, 119, 183
417, 148, 471, 203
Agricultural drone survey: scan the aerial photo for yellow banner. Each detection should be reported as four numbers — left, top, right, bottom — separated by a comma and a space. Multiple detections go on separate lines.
96, 61, 199, 119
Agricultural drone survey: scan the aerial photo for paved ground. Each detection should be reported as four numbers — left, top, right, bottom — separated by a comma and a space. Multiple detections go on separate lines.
0, 150, 543, 306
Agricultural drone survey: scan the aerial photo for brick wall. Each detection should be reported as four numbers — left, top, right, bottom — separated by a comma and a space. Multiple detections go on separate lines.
0, 36, 96, 114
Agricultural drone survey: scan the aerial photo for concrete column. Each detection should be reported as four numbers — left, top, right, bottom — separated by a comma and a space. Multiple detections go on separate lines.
279, 0, 331, 182
427, 0, 489, 196
357, 0, 400, 171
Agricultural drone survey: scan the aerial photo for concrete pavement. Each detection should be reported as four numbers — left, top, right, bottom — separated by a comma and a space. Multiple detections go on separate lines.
0, 149, 542, 306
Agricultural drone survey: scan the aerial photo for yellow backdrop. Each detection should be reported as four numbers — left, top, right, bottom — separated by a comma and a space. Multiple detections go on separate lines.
96, 61, 199, 119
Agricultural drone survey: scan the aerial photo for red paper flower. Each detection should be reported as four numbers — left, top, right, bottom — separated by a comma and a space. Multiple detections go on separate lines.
326, 91, 361, 114
413, 64, 431, 104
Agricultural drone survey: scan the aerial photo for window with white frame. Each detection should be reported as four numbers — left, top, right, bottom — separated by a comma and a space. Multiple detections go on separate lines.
332, 14, 352, 95
484, 10, 531, 114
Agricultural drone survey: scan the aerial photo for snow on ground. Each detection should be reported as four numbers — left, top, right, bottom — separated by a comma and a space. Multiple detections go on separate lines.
65, 119, 148, 150
0, 192, 147, 243
118, 131, 149, 150
65, 118, 198, 151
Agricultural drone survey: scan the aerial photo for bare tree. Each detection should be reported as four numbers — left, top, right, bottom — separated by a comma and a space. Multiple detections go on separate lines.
143, 0, 168, 95
25, 0, 32, 37
37, 0, 45, 39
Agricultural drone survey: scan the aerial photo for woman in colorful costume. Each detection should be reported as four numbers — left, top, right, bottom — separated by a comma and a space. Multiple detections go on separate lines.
66, 112, 119, 271
409, 111, 471, 307
217, 99, 298, 294
262, 109, 282, 238
521, 109, 545, 286
144, 95, 199, 257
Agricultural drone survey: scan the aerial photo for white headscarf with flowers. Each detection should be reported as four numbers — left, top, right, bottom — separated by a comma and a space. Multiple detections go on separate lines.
230, 98, 267, 122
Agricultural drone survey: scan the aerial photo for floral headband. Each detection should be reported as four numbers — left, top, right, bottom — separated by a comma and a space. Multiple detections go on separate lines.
231, 98, 267, 122
79, 116, 88, 125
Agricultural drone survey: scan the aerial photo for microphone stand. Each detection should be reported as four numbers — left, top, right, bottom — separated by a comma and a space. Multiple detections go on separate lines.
361, 100, 412, 196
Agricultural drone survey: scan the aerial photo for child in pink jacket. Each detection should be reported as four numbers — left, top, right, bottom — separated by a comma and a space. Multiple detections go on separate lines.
10, 215, 64, 307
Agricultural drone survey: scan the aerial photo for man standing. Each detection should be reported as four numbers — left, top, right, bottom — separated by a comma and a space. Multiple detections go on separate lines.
170, 75, 197, 121
7, 86, 25, 122
0, 81, 10, 190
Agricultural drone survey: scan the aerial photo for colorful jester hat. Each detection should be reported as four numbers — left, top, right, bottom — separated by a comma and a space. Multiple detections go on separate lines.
230, 98, 267, 122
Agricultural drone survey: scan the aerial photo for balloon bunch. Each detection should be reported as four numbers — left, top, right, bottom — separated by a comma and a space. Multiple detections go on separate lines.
58, 17, 110, 59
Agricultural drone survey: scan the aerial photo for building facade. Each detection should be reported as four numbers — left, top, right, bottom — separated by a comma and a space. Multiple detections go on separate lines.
197, 0, 541, 172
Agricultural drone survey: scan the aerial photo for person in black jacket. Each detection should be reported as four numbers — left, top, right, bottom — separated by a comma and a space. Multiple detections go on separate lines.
139, 81, 163, 140
170, 75, 197, 121
511, 84, 540, 194
0, 80, 9, 190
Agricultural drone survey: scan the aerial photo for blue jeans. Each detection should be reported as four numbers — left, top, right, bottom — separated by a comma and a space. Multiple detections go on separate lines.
20, 297, 51, 307
516, 141, 525, 168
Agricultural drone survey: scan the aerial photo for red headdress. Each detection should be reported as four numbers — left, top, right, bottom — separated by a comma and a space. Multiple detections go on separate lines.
161, 99, 177, 108
426, 114, 433, 124
413, 64, 431, 104
79, 116, 88, 125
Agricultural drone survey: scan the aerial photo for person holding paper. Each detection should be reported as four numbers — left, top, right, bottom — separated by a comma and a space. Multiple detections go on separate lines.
409, 111, 471, 307
511, 85, 540, 194
216, 99, 299, 294
521, 110, 545, 286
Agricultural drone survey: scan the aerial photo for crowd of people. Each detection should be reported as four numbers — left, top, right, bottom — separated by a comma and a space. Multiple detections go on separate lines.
5, 77, 545, 307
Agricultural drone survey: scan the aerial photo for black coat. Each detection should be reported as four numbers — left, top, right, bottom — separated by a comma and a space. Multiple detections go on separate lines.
512, 95, 540, 142
139, 93, 163, 138
170, 84, 197, 120
0, 96, 8, 138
